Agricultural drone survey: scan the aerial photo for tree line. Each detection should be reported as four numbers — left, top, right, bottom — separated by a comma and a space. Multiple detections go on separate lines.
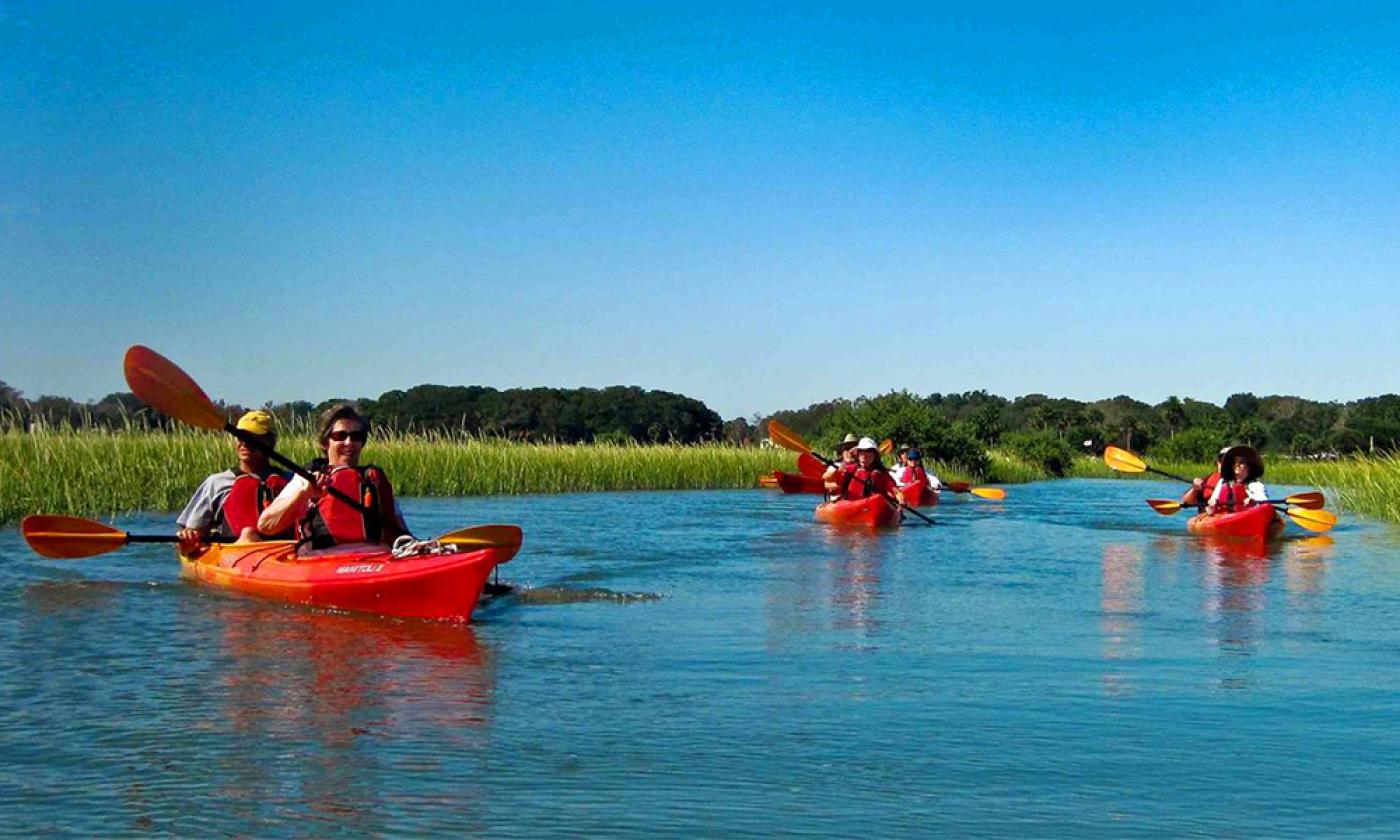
0, 380, 723, 444
6, 377, 1400, 465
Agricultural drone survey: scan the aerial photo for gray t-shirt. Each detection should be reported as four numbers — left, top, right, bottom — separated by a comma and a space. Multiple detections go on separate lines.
176, 470, 238, 530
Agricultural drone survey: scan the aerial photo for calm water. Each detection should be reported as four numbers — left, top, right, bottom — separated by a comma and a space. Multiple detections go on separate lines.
3, 479, 1400, 837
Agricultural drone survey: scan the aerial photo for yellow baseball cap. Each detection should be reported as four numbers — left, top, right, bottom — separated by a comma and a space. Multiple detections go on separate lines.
235, 409, 276, 438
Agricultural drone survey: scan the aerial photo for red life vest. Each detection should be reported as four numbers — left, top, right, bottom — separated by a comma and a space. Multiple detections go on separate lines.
219, 471, 290, 538
298, 465, 401, 548
1215, 481, 1254, 512
902, 464, 929, 487
839, 464, 896, 500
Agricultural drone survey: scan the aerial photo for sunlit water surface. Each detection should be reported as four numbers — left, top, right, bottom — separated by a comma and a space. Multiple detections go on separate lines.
3, 480, 1400, 837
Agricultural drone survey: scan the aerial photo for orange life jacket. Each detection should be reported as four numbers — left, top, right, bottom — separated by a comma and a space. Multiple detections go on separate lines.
839, 464, 896, 500
219, 471, 290, 538
298, 465, 401, 548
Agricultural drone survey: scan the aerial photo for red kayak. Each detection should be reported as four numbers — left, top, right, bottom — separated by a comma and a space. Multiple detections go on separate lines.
773, 470, 825, 495
899, 481, 939, 507
1187, 505, 1283, 541
179, 535, 521, 621
815, 496, 900, 529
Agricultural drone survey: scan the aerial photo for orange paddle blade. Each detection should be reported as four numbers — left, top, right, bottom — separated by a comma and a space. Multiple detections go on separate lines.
21, 515, 128, 559
943, 481, 970, 493
1283, 491, 1325, 510
758, 475, 779, 487
1103, 445, 1147, 473
124, 345, 227, 431
879, 438, 894, 455
437, 524, 524, 550
797, 452, 825, 478
767, 420, 812, 455
969, 487, 1007, 500
1285, 506, 1337, 533
1146, 499, 1184, 515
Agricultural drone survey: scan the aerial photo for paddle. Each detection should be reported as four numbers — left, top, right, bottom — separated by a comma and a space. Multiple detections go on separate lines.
797, 452, 826, 479
880, 438, 894, 456
758, 475, 780, 488
124, 345, 371, 515
938, 481, 1008, 501
22, 515, 525, 560
1142, 500, 1338, 533
767, 420, 934, 526
1145, 492, 1325, 514
1102, 445, 1196, 484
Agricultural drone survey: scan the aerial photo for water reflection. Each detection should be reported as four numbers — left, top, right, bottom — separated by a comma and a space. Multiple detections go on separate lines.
203, 599, 495, 828
821, 530, 886, 636
762, 529, 890, 649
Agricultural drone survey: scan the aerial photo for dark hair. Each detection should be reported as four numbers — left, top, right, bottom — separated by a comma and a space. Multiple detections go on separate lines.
316, 403, 371, 449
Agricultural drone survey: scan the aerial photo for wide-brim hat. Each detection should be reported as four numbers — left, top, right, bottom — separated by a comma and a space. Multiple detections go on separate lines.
1220, 445, 1264, 482
835, 433, 860, 452
855, 437, 880, 452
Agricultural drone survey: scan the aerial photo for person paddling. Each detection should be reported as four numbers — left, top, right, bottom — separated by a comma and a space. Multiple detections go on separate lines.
258, 403, 409, 550
890, 446, 910, 484
177, 410, 292, 552
902, 449, 938, 497
1205, 445, 1268, 515
1182, 446, 1231, 508
823, 434, 859, 499
823, 437, 905, 507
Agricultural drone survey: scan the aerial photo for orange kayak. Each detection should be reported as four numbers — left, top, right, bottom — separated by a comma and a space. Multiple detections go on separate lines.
1186, 505, 1283, 541
899, 481, 939, 507
178, 536, 521, 621
814, 496, 900, 529
774, 470, 825, 495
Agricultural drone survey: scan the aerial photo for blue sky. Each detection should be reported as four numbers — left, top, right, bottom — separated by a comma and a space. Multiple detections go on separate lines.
3, 1, 1398, 419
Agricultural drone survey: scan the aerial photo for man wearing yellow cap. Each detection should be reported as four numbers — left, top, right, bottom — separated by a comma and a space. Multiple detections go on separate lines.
176, 410, 292, 551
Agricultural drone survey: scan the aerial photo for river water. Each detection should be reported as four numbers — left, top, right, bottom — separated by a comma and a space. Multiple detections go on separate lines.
2, 479, 1399, 837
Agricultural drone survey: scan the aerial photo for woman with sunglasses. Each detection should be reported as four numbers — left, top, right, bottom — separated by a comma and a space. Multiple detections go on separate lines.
258, 403, 409, 548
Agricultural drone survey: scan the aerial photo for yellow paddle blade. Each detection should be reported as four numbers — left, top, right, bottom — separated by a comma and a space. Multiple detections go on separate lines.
436, 524, 524, 549
1103, 445, 1147, 474
758, 475, 779, 488
1146, 499, 1184, 515
1285, 507, 1337, 533
21, 515, 128, 559
970, 487, 1007, 500
879, 438, 894, 455
767, 420, 812, 455
124, 345, 227, 431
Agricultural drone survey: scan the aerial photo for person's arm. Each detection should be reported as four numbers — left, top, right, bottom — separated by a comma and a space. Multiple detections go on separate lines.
1205, 480, 1225, 514
258, 474, 313, 536
176, 474, 226, 550
1246, 481, 1269, 503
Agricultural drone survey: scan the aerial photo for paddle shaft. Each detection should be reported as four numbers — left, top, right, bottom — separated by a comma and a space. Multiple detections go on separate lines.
809, 449, 935, 526
229, 425, 373, 515
132, 533, 236, 545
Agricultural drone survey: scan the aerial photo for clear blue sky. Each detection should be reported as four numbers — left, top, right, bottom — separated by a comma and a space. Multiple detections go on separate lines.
3, 1, 1398, 419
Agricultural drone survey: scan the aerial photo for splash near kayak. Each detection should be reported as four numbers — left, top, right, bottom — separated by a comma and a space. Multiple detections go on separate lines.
178, 536, 521, 621
1186, 505, 1284, 541
814, 496, 900, 529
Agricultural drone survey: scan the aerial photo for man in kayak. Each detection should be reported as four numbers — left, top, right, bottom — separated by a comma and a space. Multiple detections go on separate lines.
176, 410, 292, 551
823, 434, 860, 499
1181, 446, 1231, 508
1205, 445, 1268, 515
890, 446, 910, 484
824, 437, 905, 505
258, 403, 410, 549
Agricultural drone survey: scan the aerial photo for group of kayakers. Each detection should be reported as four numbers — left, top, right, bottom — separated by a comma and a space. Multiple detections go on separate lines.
1181, 444, 1268, 515
819, 434, 941, 505
176, 404, 407, 554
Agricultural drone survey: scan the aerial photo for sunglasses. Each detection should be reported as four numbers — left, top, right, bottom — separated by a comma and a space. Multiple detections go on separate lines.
328, 429, 368, 443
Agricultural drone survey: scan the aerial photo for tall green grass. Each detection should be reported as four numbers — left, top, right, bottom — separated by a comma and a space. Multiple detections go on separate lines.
0, 427, 795, 524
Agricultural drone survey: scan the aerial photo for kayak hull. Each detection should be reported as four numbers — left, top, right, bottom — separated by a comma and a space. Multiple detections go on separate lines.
899, 481, 939, 507
815, 496, 900, 529
179, 538, 521, 621
1186, 505, 1283, 541
774, 470, 825, 495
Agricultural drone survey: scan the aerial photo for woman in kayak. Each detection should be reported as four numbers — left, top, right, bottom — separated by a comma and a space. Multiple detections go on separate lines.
823, 437, 905, 505
1204, 445, 1268, 515
177, 410, 292, 551
258, 403, 410, 548
901, 449, 938, 494
1181, 446, 1231, 508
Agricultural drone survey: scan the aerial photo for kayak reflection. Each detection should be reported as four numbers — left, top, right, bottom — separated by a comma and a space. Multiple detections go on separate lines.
203, 600, 495, 828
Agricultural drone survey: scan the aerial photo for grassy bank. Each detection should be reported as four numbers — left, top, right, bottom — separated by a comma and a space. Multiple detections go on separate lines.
0, 428, 795, 524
